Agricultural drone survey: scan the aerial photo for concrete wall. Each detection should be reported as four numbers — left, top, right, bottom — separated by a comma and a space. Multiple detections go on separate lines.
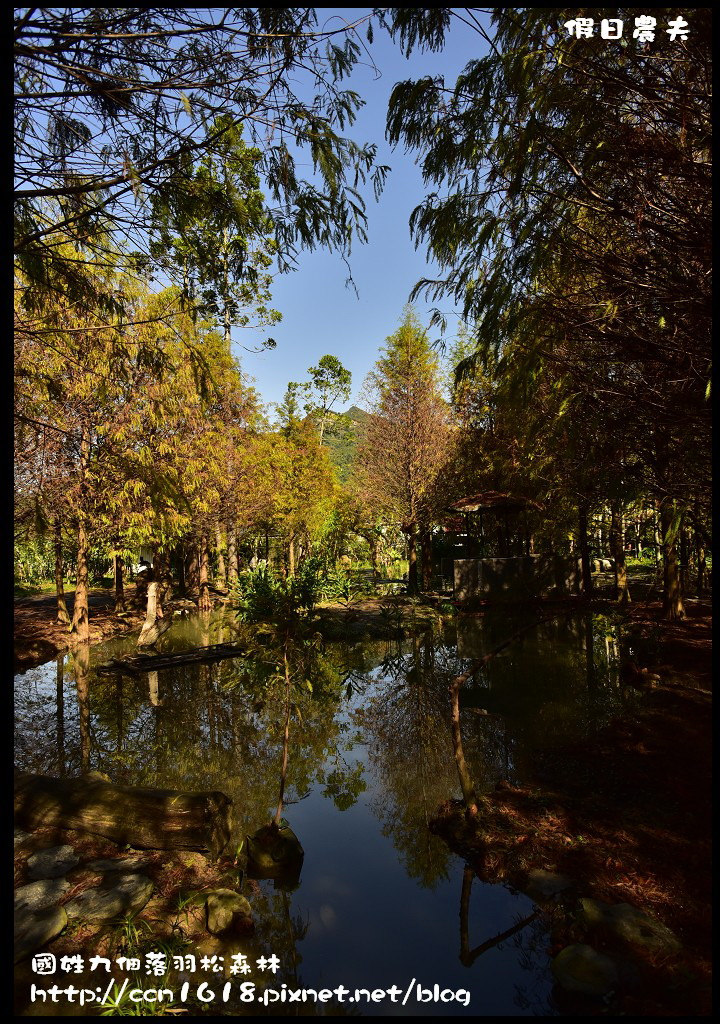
454, 555, 582, 602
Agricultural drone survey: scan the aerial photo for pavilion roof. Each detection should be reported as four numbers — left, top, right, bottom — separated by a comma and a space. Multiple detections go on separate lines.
447, 491, 543, 514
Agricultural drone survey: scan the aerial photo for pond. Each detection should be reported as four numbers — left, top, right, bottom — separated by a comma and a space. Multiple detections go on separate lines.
15, 610, 637, 1016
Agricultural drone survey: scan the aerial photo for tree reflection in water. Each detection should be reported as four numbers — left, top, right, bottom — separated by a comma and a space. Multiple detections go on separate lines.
459, 865, 538, 967
14, 611, 635, 1016
70, 645, 91, 774
55, 654, 65, 774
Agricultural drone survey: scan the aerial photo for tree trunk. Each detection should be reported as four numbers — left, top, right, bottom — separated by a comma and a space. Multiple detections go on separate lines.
198, 533, 212, 611
137, 581, 171, 647
54, 519, 70, 625
420, 527, 433, 591
660, 499, 685, 620
70, 518, 90, 643
222, 227, 232, 352
98, 640, 249, 676
175, 544, 186, 596
406, 526, 419, 595
14, 773, 232, 859
691, 504, 708, 597
679, 527, 689, 593
214, 522, 227, 591
288, 533, 296, 576
610, 506, 630, 606
369, 534, 378, 572
450, 679, 478, 817
654, 513, 663, 566
226, 524, 238, 585
274, 648, 292, 827
695, 530, 706, 596
584, 612, 596, 692
185, 540, 199, 600
578, 503, 593, 598
152, 545, 168, 616
70, 421, 91, 642
113, 550, 125, 613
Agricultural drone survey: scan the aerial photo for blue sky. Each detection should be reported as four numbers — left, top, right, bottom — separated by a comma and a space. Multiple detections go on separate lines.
238, 10, 491, 412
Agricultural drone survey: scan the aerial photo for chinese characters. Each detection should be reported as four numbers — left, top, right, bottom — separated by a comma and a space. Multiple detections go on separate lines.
563, 15, 690, 42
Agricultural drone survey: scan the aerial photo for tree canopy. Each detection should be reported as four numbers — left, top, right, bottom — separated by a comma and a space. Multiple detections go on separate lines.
387, 7, 711, 508
14, 9, 710, 626
358, 308, 449, 593
15, 9, 395, 305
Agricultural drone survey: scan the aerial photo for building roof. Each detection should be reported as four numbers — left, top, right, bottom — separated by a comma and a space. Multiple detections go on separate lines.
447, 491, 543, 514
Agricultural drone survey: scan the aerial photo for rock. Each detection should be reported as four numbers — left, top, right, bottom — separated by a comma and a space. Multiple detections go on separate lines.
26, 845, 80, 880
65, 873, 153, 921
175, 851, 208, 871
205, 889, 253, 936
14, 904, 67, 963
85, 855, 151, 873
246, 822, 304, 877
579, 898, 681, 953
551, 944, 619, 997
14, 829, 32, 849
15, 878, 71, 914
523, 869, 574, 902
64, 867, 104, 889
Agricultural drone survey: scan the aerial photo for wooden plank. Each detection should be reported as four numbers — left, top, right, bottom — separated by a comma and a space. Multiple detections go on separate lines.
97, 642, 248, 676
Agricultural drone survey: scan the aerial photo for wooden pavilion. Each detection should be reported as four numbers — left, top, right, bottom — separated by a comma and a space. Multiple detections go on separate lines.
446, 491, 543, 559
444, 492, 579, 601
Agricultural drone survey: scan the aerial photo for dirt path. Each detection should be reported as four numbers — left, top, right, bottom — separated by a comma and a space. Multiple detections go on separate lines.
14, 589, 146, 672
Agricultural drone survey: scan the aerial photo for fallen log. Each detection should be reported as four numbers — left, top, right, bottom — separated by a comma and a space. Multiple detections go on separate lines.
97, 642, 249, 676
14, 773, 232, 859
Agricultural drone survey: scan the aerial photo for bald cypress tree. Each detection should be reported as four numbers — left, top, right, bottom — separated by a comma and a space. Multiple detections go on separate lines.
358, 309, 449, 594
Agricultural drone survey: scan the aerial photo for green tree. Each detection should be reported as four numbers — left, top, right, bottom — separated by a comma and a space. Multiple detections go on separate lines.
272, 420, 336, 575
357, 309, 449, 594
302, 355, 352, 443
14, 9, 393, 317
149, 116, 281, 354
387, 8, 711, 618
14, 256, 150, 641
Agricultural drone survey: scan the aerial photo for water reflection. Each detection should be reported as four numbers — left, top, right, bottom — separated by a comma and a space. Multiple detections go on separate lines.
459, 865, 538, 967
452, 612, 630, 779
15, 611, 636, 1016
55, 654, 65, 775
354, 636, 460, 887
70, 645, 91, 774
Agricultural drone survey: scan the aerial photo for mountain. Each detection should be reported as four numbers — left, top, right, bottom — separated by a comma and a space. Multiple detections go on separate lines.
323, 405, 369, 484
